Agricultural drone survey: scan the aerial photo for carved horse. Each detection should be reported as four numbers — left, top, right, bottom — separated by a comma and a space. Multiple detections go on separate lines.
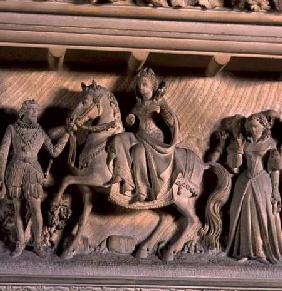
52, 81, 232, 261
52, 81, 123, 256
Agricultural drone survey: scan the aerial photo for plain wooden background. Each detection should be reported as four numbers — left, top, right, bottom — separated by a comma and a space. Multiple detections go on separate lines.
0, 59, 281, 158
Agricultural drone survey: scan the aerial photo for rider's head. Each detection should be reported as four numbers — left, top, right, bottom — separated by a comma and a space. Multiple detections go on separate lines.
136, 68, 158, 101
19, 99, 40, 124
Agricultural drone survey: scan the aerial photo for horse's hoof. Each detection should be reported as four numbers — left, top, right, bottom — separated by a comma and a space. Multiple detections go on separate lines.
135, 248, 149, 259
161, 249, 175, 262
61, 248, 76, 260
185, 241, 195, 254
184, 240, 203, 254
195, 243, 204, 254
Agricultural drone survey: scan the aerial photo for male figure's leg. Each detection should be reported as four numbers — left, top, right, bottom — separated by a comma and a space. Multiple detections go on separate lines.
11, 194, 25, 257
29, 196, 45, 257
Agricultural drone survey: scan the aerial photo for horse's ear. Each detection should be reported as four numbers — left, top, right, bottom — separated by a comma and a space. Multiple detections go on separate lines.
92, 80, 97, 88
81, 82, 87, 91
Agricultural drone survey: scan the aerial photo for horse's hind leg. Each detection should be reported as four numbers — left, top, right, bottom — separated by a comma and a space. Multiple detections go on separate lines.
161, 195, 201, 261
135, 211, 172, 259
62, 186, 93, 259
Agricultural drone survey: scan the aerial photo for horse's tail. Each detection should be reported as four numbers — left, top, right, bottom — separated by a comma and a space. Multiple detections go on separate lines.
199, 163, 232, 252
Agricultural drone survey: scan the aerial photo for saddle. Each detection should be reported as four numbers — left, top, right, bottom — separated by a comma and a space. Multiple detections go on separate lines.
108, 183, 174, 210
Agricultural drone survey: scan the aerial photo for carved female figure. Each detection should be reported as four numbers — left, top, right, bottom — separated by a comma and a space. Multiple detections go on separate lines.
226, 113, 282, 263
112, 68, 179, 202
131, 70, 178, 202
0, 100, 69, 257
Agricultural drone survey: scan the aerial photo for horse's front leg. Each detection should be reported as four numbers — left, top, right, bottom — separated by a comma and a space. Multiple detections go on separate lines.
161, 194, 201, 261
52, 175, 78, 206
53, 174, 102, 206
62, 187, 93, 259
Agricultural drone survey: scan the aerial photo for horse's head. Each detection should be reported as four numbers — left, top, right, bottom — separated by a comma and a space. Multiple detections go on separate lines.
80, 80, 107, 108
69, 80, 108, 122
68, 80, 123, 136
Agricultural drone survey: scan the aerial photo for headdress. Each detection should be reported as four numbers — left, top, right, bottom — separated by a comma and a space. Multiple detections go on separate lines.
245, 112, 271, 141
247, 112, 271, 130
136, 67, 159, 94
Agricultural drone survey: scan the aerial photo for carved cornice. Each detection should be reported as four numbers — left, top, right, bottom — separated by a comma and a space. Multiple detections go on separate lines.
0, 2, 282, 23
1, 8, 282, 58
0, 286, 212, 291
0, 0, 281, 12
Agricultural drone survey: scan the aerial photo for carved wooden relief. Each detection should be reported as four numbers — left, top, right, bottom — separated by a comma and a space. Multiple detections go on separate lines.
0, 63, 281, 289
0, 66, 281, 266
1, 0, 282, 285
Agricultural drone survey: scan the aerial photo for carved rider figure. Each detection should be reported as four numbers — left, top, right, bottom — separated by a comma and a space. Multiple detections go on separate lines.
129, 69, 179, 201
111, 68, 190, 203
108, 68, 227, 261
0, 100, 69, 257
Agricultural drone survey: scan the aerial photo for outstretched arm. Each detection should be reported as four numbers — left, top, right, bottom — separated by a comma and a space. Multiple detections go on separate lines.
44, 130, 69, 158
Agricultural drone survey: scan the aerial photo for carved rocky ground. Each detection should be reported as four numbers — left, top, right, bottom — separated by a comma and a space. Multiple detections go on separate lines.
0, 242, 281, 289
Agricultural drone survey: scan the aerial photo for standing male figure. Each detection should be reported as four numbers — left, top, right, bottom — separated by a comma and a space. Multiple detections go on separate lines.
0, 100, 69, 257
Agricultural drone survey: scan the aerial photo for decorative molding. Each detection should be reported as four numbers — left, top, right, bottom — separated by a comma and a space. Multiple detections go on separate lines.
0, 287, 197, 291
0, 280, 280, 291
1, 9, 282, 60
0, 2, 282, 23
0, 0, 281, 12
0, 274, 281, 291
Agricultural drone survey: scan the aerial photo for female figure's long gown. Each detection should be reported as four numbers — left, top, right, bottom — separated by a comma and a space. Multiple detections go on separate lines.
110, 98, 203, 204
226, 136, 282, 263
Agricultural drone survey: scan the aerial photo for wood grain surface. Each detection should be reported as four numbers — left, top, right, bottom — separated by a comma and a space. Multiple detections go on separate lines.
0, 68, 281, 157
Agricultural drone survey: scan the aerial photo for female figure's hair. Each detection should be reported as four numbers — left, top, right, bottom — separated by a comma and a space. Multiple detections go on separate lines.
135, 67, 159, 100
18, 99, 39, 118
245, 112, 271, 140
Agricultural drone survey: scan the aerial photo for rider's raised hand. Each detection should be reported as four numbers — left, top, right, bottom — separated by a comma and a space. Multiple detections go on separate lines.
126, 114, 136, 126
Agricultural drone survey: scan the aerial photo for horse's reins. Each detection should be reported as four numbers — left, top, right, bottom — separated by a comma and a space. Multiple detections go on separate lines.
68, 101, 98, 168
68, 99, 116, 169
